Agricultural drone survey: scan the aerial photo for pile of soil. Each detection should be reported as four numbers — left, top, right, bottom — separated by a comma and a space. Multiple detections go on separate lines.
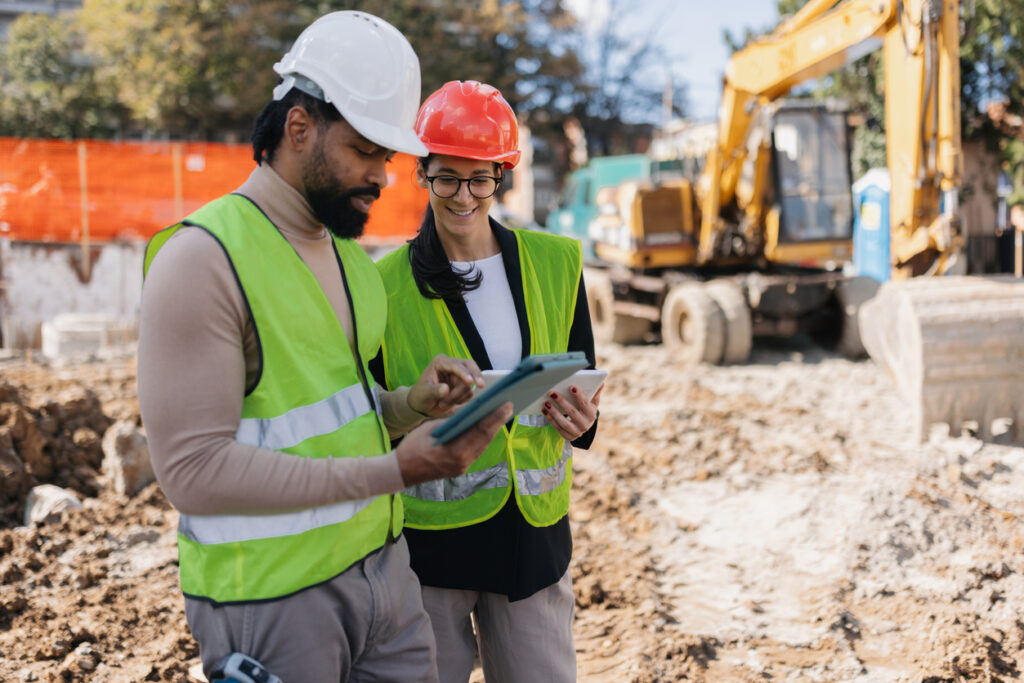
0, 380, 109, 524
0, 361, 138, 527
1, 343, 1022, 682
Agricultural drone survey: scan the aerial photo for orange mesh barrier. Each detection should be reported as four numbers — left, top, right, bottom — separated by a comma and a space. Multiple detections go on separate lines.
0, 137, 426, 244
365, 153, 429, 245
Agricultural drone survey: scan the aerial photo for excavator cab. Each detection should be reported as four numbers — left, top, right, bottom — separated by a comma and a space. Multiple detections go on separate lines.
773, 106, 853, 242
763, 103, 855, 268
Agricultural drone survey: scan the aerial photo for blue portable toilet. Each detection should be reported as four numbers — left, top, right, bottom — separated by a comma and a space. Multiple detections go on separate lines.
852, 168, 891, 283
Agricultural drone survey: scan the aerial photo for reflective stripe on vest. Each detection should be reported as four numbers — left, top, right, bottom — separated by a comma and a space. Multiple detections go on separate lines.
146, 194, 398, 604
404, 463, 509, 503
377, 228, 582, 528
179, 496, 378, 544
236, 384, 381, 450
516, 414, 549, 428
515, 440, 572, 496
405, 440, 572, 502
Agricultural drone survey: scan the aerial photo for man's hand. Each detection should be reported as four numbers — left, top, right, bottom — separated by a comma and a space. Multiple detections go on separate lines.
396, 402, 512, 486
407, 354, 485, 418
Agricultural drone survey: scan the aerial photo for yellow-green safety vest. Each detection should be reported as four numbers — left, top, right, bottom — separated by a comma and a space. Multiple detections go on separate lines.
144, 194, 402, 604
376, 228, 582, 529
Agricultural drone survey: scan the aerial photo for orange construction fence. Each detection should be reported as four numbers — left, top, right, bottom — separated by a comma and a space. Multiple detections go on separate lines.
0, 136, 427, 245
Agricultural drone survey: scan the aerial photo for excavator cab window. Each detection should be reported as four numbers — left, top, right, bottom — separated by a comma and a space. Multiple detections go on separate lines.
772, 106, 853, 244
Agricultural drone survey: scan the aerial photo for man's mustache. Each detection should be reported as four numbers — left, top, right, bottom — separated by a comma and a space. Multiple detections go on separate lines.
346, 186, 381, 200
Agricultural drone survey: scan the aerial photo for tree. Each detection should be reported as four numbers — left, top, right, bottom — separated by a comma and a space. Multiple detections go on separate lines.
77, 0, 300, 140
338, 1, 585, 123
564, 0, 688, 158
959, 0, 1024, 190
0, 12, 126, 139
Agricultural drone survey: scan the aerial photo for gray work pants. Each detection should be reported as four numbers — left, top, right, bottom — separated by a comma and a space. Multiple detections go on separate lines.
185, 536, 438, 682
420, 570, 576, 683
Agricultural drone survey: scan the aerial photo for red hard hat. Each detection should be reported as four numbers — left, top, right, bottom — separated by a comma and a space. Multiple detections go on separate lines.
415, 81, 521, 169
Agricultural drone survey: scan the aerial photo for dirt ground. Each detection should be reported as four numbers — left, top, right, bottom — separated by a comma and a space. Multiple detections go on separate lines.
2, 339, 1023, 682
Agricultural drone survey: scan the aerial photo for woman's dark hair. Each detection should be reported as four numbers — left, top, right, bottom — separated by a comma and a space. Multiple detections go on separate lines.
407, 203, 482, 304
251, 87, 342, 165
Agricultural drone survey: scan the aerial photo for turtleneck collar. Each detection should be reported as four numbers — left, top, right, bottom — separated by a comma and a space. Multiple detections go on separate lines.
235, 163, 328, 242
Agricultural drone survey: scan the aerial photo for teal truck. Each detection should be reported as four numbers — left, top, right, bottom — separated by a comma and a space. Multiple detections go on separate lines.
545, 154, 679, 260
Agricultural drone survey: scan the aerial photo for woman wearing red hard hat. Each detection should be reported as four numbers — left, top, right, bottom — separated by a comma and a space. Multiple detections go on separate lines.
371, 80, 602, 682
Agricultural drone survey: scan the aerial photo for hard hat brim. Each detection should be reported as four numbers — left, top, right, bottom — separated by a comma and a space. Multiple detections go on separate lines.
420, 141, 520, 169
345, 110, 428, 157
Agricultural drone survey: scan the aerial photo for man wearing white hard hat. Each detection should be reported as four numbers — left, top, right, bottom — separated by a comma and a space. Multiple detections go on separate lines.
138, 11, 510, 681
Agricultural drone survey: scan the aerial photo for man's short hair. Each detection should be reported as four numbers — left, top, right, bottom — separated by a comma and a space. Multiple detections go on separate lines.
251, 88, 343, 165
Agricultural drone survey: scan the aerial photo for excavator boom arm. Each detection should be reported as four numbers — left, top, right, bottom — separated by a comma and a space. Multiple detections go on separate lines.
701, 0, 962, 273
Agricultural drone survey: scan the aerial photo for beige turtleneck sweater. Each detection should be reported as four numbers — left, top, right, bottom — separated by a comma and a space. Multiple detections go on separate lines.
138, 164, 421, 515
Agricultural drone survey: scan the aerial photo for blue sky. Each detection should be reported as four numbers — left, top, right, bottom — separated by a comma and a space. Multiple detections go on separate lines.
568, 0, 782, 121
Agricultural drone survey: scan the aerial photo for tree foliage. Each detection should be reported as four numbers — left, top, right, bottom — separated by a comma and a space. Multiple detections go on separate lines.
0, 13, 125, 139
76, 0, 298, 139
960, 0, 1024, 189
341, 0, 584, 116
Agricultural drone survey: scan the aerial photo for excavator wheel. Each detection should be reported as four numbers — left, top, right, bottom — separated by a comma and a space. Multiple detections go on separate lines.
611, 316, 652, 345
833, 276, 879, 359
705, 279, 752, 364
584, 268, 616, 344
584, 268, 651, 344
860, 276, 1024, 443
661, 283, 725, 364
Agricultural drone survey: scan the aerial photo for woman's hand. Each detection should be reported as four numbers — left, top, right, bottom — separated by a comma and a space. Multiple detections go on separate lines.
541, 384, 603, 441
408, 354, 485, 418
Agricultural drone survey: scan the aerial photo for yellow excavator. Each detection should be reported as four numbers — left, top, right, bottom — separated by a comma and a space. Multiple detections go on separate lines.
564, 0, 1024, 441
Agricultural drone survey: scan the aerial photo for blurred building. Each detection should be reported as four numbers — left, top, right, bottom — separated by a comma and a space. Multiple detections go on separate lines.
650, 117, 718, 163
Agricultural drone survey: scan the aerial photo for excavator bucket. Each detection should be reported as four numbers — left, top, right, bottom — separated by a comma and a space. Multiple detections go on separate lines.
859, 276, 1024, 443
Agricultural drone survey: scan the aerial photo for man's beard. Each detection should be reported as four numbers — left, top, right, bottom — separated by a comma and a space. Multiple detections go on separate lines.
302, 143, 380, 239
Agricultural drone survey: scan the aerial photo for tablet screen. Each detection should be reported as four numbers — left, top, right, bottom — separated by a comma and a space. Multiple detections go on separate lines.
481, 369, 606, 415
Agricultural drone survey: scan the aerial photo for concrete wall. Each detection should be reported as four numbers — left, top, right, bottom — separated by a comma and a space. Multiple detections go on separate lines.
0, 239, 144, 349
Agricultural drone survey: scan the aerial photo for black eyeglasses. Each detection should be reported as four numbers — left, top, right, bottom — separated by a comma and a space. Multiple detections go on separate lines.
425, 174, 502, 199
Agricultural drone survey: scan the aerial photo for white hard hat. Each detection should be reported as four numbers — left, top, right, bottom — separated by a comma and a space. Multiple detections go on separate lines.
273, 11, 428, 156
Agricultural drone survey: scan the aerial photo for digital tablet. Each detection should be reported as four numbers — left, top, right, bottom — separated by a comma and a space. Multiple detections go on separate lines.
430, 352, 590, 444
481, 369, 607, 415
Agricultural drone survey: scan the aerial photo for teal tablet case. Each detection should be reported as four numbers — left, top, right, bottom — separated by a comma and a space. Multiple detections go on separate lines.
430, 351, 589, 444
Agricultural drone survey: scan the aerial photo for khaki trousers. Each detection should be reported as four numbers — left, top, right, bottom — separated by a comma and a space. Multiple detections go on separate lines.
420, 570, 576, 683
185, 536, 438, 682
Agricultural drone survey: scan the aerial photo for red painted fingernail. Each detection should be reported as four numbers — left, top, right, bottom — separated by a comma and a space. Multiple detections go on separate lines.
570, 386, 578, 393
549, 392, 557, 399
544, 401, 552, 409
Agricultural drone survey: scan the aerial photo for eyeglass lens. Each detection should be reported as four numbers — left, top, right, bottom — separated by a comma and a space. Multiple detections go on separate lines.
429, 176, 499, 198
